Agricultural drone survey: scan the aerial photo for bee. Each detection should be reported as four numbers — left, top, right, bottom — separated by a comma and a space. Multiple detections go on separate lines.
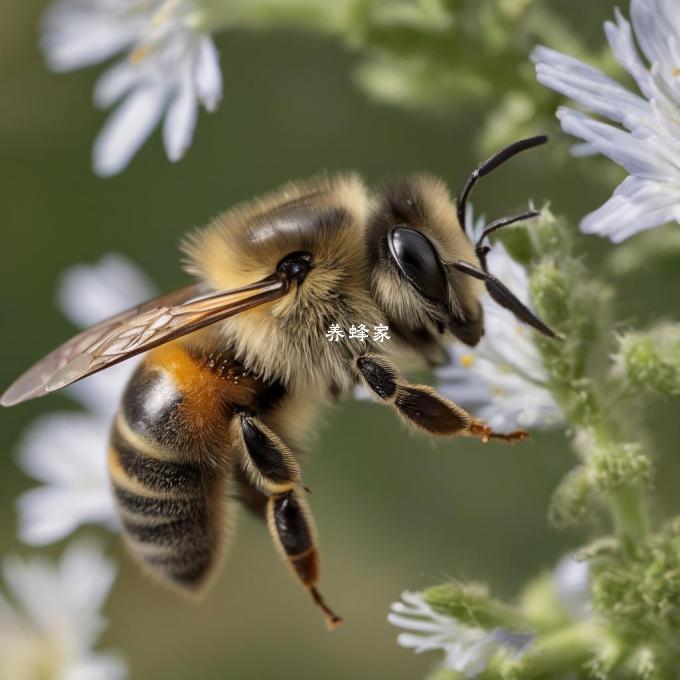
2, 136, 556, 629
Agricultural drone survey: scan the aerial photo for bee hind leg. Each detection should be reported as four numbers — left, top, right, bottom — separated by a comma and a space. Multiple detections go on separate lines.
266, 488, 342, 630
354, 353, 529, 443
231, 417, 342, 629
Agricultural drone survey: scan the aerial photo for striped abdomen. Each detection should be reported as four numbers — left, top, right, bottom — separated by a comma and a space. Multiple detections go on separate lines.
108, 341, 270, 594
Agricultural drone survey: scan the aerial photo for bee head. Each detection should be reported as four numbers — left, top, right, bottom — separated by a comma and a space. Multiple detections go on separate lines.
367, 136, 558, 348
367, 175, 486, 348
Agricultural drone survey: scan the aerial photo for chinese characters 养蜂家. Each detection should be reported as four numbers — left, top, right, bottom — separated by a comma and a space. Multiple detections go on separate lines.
325, 324, 391, 342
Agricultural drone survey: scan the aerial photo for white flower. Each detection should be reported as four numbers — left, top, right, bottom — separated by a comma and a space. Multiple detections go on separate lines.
436, 216, 564, 433
16, 254, 155, 545
0, 541, 126, 680
553, 555, 592, 620
532, 0, 680, 242
388, 591, 532, 678
41, 0, 223, 176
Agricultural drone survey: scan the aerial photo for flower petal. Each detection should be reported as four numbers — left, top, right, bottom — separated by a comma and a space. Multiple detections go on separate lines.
581, 175, 680, 242
533, 46, 649, 128
93, 85, 168, 176
163, 74, 198, 162
93, 61, 140, 109
194, 37, 223, 112
557, 107, 675, 181
57, 253, 156, 328
40, 1, 142, 72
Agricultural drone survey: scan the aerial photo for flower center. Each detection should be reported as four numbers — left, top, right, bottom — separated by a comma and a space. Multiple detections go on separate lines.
460, 354, 475, 368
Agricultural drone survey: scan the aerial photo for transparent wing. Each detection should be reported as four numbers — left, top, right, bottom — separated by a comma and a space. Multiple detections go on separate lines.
2, 276, 289, 407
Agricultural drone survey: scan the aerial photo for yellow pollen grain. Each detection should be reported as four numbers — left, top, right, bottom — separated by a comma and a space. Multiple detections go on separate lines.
129, 43, 151, 64
461, 354, 475, 368
152, 0, 178, 27
673, 67, 680, 77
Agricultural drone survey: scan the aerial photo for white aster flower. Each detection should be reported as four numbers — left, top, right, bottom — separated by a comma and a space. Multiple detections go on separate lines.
16, 254, 155, 545
553, 555, 592, 621
436, 215, 563, 433
41, 0, 223, 176
0, 541, 126, 680
533, 0, 680, 242
388, 591, 532, 678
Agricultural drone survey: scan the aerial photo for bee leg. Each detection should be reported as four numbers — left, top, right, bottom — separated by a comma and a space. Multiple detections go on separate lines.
231, 416, 341, 628
266, 488, 342, 630
354, 354, 529, 442
231, 411, 302, 494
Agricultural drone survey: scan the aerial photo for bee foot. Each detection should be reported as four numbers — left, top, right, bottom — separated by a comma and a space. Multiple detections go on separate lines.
468, 421, 530, 444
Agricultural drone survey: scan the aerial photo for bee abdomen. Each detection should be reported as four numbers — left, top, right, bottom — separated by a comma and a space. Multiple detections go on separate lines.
109, 421, 226, 594
110, 425, 203, 495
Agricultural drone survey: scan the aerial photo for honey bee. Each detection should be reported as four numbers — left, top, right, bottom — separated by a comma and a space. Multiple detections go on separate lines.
2, 136, 556, 629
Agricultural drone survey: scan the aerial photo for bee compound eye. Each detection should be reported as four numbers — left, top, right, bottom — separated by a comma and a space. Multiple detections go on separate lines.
387, 227, 448, 301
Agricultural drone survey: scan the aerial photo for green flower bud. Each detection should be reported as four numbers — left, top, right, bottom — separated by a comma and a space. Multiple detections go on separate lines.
592, 522, 680, 639
424, 583, 524, 631
525, 207, 572, 262
424, 667, 459, 680
549, 467, 591, 528
615, 324, 680, 398
518, 572, 569, 631
586, 442, 651, 492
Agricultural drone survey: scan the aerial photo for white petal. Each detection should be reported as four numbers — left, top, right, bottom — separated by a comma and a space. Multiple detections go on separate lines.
194, 37, 222, 112
533, 46, 649, 128
557, 108, 674, 180
17, 486, 118, 546
62, 653, 128, 680
57, 253, 156, 328
163, 75, 198, 162
93, 85, 168, 176
581, 175, 680, 242
0, 542, 122, 678
387, 612, 453, 634
58, 541, 117, 622
16, 413, 107, 485
604, 10, 654, 100
3, 541, 115, 639
630, 0, 680, 69
93, 61, 139, 109
15, 412, 118, 544
553, 556, 591, 620
40, 2, 141, 73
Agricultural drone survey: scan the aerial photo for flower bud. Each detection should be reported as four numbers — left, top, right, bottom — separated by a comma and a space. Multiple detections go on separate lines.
615, 325, 680, 398
424, 583, 524, 631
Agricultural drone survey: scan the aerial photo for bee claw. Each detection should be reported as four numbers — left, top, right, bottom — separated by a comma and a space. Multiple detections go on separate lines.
469, 421, 530, 444
490, 428, 531, 443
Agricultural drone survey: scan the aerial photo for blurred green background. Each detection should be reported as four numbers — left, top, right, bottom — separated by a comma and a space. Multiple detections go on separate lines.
2, 0, 680, 678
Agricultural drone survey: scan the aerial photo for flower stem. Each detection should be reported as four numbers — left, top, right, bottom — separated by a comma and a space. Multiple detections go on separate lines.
606, 486, 648, 552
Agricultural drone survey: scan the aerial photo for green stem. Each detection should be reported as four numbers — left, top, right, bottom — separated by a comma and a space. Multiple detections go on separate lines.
607, 486, 648, 553
591, 423, 649, 550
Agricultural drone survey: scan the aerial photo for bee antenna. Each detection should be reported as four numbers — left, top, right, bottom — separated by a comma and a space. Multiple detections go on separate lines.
447, 259, 561, 340
456, 135, 548, 235
475, 209, 540, 271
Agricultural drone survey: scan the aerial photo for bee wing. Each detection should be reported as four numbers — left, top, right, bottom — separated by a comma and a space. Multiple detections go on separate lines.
1, 276, 289, 407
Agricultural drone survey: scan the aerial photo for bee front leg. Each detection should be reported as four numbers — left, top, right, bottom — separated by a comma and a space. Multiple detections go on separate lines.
354, 354, 529, 443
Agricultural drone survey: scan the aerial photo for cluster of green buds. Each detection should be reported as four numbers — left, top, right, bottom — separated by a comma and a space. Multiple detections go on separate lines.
391, 209, 680, 678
